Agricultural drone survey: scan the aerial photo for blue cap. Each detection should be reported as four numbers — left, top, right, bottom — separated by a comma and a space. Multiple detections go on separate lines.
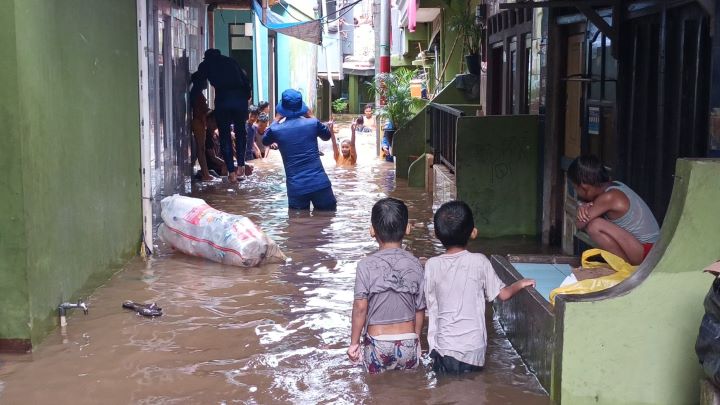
276, 89, 309, 119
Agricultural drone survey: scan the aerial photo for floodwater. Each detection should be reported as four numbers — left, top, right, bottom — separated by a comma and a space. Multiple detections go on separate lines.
0, 121, 548, 404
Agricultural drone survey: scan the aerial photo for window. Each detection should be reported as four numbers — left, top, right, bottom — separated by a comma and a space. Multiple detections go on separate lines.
229, 23, 252, 50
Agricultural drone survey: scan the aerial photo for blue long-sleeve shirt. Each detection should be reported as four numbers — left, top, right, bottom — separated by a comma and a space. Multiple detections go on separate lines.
263, 117, 332, 196
195, 54, 250, 110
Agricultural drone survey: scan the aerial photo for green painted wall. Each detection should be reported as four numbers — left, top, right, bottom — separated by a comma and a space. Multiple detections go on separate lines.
393, 106, 428, 179
393, 77, 478, 180
0, 0, 30, 341
408, 153, 428, 187
0, 0, 142, 345
556, 159, 720, 405
456, 115, 540, 237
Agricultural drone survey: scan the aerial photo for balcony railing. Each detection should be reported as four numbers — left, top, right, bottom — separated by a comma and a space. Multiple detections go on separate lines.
429, 103, 465, 173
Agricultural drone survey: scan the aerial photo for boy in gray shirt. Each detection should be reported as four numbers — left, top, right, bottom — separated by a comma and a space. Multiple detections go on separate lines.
425, 201, 535, 375
347, 198, 425, 374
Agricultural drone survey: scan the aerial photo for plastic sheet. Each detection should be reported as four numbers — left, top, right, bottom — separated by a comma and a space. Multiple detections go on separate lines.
549, 248, 636, 305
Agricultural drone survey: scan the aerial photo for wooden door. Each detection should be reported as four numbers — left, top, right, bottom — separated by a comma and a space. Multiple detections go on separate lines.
564, 33, 584, 158
561, 32, 585, 254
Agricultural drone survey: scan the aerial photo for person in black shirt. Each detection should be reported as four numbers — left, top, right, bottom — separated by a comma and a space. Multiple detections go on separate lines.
193, 49, 253, 183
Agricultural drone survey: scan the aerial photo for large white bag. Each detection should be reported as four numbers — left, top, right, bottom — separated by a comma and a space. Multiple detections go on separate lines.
158, 195, 286, 267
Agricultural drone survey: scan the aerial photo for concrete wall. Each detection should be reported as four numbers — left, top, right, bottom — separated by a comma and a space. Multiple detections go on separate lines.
393, 106, 428, 179
555, 159, 720, 404
0, 0, 30, 347
0, 0, 141, 348
455, 115, 540, 237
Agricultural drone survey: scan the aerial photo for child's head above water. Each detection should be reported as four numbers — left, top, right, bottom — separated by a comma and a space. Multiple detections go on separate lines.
340, 139, 352, 157
371, 198, 409, 244
434, 201, 477, 249
248, 105, 259, 123
258, 100, 270, 113
256, 112, 270, 132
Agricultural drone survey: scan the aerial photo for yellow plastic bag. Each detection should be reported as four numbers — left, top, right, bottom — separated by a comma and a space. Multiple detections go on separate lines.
549, 248, 637, 305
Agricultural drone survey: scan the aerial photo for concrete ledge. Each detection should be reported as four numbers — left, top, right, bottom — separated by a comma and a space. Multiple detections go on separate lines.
492, 255, 557, 392
0, 339, 31, 354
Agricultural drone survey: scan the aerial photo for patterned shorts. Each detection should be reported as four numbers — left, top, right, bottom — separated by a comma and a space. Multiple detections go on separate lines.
362, 333, 420, 374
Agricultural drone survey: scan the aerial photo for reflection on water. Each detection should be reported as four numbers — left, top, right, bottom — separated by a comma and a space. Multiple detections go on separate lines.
0, 126, 547, 404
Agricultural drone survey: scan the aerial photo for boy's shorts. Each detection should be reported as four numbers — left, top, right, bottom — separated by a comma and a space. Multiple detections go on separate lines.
429, 349, 483, 375
362, 333, 420, 374
642, 243, 654, 259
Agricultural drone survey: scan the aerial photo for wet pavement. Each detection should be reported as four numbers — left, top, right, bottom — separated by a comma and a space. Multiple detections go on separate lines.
0, 120, 548, 404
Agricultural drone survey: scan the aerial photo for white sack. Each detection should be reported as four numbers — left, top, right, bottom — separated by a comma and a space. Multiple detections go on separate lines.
158, 195, 286, 267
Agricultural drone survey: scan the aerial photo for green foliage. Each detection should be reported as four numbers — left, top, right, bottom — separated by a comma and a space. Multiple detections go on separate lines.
369, 67, 425, 130
448, 1, 481, 56
331, 98, 348, 113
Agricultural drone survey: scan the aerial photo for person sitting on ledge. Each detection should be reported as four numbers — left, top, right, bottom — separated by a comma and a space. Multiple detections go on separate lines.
569, 154, 660, 265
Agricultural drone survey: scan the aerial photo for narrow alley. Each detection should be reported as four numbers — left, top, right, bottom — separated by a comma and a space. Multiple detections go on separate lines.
3, 1, 720, 404
0, 124, 547, 404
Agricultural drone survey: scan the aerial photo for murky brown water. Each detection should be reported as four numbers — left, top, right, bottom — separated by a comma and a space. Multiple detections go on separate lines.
0, 122, 548, 404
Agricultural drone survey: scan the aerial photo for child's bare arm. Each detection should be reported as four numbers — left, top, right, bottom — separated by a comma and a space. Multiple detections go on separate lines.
331, 129, 340, 161
350, 125, 358, 160
497, 278, 536, 301
347, 299, 368, 362
414, 309, 424, 337
577, 189, 629, 226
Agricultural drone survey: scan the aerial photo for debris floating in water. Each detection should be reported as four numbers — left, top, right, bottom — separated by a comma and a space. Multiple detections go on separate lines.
122, 301, 163, 317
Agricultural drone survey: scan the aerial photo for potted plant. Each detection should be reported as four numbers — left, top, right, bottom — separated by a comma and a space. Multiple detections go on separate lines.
331, 97, 348, 114
448, 2, 482, 75
369, 68, 426, 160
370, 67, 425, 132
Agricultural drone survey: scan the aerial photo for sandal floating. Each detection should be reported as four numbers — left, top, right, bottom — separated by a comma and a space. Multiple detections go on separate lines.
122, 301, 163, 317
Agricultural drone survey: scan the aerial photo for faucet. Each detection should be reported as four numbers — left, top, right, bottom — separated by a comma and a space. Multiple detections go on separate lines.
58, 299, 89, 316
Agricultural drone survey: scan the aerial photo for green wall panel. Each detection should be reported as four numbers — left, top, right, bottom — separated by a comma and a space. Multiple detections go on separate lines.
0, 0, 31, 341
7, 0, 142, 344
393, 106, 428, 179
455, 115, 540, 237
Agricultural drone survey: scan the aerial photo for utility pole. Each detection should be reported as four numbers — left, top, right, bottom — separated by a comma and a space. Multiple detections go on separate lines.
378, 0, 390, 75
261, 0, 268, 25
321, 0, 334, 87
377, 0, 391, 109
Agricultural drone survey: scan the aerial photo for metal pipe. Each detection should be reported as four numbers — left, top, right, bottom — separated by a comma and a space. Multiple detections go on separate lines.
322, 0, 335, 87
136, 0, 153, 256
378, 0, 391, 74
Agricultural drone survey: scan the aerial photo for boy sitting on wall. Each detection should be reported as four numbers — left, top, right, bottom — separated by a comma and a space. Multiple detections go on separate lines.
568, 154, 660, 265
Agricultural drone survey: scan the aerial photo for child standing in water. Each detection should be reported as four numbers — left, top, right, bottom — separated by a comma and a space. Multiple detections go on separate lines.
425, 201, 535, 375
331, 119, 357, 167
348, 198, 425, 373
568, 154, 660, 265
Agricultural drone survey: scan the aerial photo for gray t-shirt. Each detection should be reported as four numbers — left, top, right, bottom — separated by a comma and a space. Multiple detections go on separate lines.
353, 248, 426, 327
425, 250, 505, 366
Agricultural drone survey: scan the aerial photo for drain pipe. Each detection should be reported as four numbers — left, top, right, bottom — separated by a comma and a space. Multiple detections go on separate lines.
137, 0, 153, 256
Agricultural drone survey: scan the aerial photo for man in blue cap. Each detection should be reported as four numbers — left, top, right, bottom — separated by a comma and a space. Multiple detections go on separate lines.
193, 49, 252, 183
262, 89, 337, 210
